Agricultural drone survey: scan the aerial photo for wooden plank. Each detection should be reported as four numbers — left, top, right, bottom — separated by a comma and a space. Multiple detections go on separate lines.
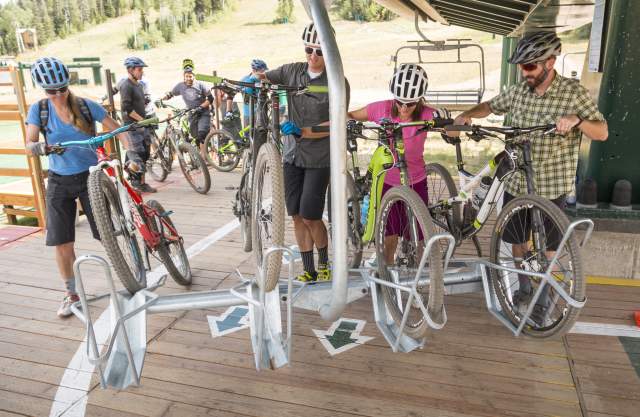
583, 393, 640, 417
0, 111, 20, 121
0, 148, 25, 155
0, 103, 18, 111
3, 207, 36, 218
0, 389, 52, 417
0, 193, 34, 206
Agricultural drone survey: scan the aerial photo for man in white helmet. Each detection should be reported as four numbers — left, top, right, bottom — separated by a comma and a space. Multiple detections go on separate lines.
454, 31, 608, 321
258, 22, 350, 283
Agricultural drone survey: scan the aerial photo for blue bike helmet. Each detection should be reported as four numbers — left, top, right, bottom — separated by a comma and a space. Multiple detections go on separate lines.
251, 59, 268, 72
124, 56, 147, 68
31, 57, 70, 89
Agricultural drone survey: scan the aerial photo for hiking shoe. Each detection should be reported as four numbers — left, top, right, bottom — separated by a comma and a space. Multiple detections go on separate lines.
139, 183, 157, 193
317, 264, 331, 281
57, 294, 80, 318
296, 271, 317, 283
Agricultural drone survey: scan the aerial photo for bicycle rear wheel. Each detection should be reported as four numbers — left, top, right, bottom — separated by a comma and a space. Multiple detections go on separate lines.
146, 200, 192, 286
490, 194, 585, 338
177, 142, 211, 194
326, 173, 363, 268
205, 129, 241, 172
252, 142, 284, 292
88, 170, 146, 293
425, 162, 460, 230
375, 186, 444, 339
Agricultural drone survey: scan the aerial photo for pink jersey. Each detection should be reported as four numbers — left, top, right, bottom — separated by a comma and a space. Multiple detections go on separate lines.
366, 100, 435, 186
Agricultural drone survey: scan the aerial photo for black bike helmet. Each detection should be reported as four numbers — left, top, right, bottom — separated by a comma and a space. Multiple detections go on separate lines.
508, 31, 562, 64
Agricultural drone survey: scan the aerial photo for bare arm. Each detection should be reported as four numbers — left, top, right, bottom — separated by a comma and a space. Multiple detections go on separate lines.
24, 124, 41, 155
300, 121, 330, 139
347, 106, 368, 121
556, 115, 608, 141
101, 115, 131, 149
454, 102, 492, 125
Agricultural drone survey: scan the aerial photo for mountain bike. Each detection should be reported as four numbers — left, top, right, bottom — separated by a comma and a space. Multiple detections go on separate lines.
153, 102, 211, 194
197, 73, 329, 292
46, 118, 192, 293
426, 123, 585, 338
145, 120, 172, 182
318, 118, 447, 338
204, 117, 250, 172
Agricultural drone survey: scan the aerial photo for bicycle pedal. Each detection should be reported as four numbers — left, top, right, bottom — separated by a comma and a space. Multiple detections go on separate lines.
225, 186, 240, 190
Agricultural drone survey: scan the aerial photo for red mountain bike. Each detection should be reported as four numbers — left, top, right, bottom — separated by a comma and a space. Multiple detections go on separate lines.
47, 118, 191, 293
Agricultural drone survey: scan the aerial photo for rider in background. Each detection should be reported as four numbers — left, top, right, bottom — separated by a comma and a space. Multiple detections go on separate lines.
240, 59, 268, 128
24, 57, 129, 317
348, 64, 438, 264
161, 59, 213, 160
119, 56, 157, 193
453, 32, 608, 317
259, 23, 350, 282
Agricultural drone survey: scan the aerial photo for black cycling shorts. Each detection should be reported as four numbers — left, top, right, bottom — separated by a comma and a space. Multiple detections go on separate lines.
45, 171, 100, 246
283, 163, 330, 220
501, 192, 567, 250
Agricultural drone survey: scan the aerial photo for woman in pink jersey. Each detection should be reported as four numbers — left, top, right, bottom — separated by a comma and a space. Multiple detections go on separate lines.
348, 64, 437, 263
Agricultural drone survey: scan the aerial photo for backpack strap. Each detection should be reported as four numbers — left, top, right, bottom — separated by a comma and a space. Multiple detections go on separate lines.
76, 97, 96, 137
38, 98, 49, 143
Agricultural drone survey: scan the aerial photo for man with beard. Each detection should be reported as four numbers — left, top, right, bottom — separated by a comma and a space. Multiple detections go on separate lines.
453, 31, 608, 322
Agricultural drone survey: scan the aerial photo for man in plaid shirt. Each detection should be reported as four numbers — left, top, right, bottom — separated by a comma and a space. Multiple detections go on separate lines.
454, 32, 608, 319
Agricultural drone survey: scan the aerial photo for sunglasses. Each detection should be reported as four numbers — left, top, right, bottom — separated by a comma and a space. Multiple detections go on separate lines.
395, 100, 419, 108
45, 86, 69, 95
304, 46, 323, 57
519, 62, 542, 71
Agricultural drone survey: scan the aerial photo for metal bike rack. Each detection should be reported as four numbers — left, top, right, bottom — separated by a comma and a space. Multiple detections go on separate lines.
70, 246, 302, 390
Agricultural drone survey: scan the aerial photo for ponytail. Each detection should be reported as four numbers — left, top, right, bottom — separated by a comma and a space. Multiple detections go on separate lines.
67, 90, 93, 135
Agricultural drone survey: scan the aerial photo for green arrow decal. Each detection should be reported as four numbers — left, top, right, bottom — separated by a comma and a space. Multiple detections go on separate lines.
313, 318, 373, 355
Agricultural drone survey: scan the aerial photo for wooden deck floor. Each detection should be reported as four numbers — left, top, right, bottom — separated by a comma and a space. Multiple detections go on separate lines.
1, 166, 639, 417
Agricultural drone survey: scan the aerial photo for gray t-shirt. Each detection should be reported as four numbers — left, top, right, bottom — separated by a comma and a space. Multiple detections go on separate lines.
266, 62, 350, 168
119, 78, 146, 124
171, 81, 210, 110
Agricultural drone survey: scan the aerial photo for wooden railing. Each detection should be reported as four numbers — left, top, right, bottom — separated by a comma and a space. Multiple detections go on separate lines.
0, 66, 46, 226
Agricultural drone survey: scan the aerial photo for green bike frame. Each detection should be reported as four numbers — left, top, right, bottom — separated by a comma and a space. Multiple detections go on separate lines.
362, 146, 393, 243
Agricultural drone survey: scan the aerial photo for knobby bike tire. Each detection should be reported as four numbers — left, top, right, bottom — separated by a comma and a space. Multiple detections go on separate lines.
145, 199, 192, 286
147, 131, 169, 182
88, 170, 146, 293
251, 142, 284, 292
205, 129, 241, 172
327, 173, 363, 268
425, 162, 461, 229
489, 194, 585, 338
375, 185, 445, 339
177, 142, 211, 194
240, 150, 252, 252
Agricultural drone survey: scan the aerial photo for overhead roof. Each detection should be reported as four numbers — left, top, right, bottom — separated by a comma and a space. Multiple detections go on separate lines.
374, 0, 595, 37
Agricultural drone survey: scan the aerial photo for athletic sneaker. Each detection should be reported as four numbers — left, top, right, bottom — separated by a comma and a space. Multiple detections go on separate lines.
296, 271, 317, 282
139, 183, 157, 193
317, 264, 331, 281
57, 293, 80, 318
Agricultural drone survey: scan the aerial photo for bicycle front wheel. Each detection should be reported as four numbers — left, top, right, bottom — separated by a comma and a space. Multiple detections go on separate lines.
239, 150, 252, 252
177, 142, 211, 194
205, 129, 241, 172
146, 131, 169, 182
88, 170, 146, 293
490, 194, 585, 338
375, 185, 444, 339
146, 200, 192, 286
251, 142, 284, 292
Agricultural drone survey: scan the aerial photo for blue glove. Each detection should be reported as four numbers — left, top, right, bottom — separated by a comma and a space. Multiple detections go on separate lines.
281, 121, 301, 137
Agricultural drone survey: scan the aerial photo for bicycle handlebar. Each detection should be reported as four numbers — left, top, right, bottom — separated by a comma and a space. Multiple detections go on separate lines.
443, 123, 557, 137
47, 118, 159, 154
194, 73, 328, 95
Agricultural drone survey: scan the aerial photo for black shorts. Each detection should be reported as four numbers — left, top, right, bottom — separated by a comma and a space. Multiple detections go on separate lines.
501, 192, 567, 250
283, 163, 330, 220
46, 171, 100, 246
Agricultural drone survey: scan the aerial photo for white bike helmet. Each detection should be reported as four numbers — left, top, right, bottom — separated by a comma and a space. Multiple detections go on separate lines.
302, 23, 320, 47
508, 31, 561, 64
389, 64, 429, 103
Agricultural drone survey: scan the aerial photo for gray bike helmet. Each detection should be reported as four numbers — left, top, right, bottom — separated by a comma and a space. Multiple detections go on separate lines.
124, 56, 147, 68
508, 31, 562, 64
31, 57, 70, 89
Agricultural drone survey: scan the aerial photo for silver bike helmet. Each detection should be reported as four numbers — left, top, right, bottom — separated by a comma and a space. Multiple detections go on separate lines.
389, 64, 429, 103
508, 31, 562, 64
31, 57, 70, 89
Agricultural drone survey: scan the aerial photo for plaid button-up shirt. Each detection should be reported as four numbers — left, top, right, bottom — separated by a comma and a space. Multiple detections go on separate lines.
489, 73, 605, 199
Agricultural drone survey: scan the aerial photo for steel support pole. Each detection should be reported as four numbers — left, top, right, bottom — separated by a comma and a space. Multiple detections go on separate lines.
308, 0, 348, 321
